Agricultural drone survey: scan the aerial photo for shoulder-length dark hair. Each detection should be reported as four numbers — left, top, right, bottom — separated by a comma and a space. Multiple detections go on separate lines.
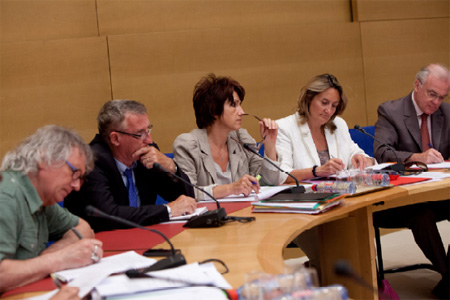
193, 73, 245, 129
297, 73, 347, 133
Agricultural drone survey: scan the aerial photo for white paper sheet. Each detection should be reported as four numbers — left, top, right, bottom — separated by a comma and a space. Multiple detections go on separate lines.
95, 262, 232, 298
198, 185, 312, 203
170, 206, 208, 221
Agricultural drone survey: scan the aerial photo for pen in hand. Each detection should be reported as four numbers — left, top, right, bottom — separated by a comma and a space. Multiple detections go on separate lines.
71, 227, 83, 240
51, 273, 68, 288
250, 174, 262, 185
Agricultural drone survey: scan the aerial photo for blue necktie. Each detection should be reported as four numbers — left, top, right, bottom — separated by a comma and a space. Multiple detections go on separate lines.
123, 168, 138, 208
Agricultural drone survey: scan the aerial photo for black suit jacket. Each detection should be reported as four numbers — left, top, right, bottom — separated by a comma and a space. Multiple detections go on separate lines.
65, 134, 195, 232
374, 93, 450, 163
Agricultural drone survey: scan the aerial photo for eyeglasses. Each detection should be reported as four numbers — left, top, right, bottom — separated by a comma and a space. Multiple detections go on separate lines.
425, 90, 448, 102
242, 114, 265, 150
114, 125, 153, 141
65, 161, 86, 184
401, 161, 428, 176
417, 80, 449, 102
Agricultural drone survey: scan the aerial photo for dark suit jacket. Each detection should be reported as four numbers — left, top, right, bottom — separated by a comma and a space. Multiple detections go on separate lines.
374, 93, 450, 163
65, 134, 195, 232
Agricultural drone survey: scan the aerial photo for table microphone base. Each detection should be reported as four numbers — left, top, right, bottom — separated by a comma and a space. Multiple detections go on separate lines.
279, 186, 306, 194
183, 207, 227, 228
126, 253, 187, 276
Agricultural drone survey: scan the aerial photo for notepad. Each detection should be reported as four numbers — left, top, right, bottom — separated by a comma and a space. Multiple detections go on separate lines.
53, 251, 156, 298
170, 207, 208, 221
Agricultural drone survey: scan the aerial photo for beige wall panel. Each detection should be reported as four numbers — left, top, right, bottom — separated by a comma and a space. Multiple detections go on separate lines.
361, 18, 450, 125
98, 0, 351, 36
353, 0, 449, 22
0, 37, 112, 158
108, 23, 365, 153
0, 0, 98, 43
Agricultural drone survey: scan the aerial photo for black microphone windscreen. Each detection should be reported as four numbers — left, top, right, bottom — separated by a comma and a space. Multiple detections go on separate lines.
334, 260, 354, 277
86, 205, 104, 218
354, 124, 361, 130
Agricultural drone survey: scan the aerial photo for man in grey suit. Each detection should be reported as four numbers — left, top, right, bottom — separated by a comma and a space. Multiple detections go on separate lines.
373, 63, 449, 299
374, 64, 449, 163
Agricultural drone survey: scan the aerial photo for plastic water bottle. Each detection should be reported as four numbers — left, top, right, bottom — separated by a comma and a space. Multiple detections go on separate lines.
367, 172, 390, 186
311, 181, 356, 194
336, 170, 390, 187
291, 285, 349, 300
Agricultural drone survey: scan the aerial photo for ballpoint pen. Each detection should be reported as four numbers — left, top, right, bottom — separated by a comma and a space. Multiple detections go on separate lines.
71, 227, 83, 240
51, 273, 68, 288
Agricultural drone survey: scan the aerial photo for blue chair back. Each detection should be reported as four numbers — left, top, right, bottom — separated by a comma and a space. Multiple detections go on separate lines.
348, 126, 375, 157
164, 152, 174, 159
258, 144, 265, 156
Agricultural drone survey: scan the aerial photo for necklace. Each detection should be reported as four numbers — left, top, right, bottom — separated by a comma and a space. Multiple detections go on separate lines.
211, 143, 228, 162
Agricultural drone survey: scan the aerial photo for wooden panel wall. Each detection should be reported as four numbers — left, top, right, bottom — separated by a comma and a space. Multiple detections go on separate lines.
108, 23, 365, 149
1, 0, 449, 157
361, 18, 450, 125
0, 37, 112, 155
353, 0, 449, 21
97, 0, 351, 35
0, 0, 98, 43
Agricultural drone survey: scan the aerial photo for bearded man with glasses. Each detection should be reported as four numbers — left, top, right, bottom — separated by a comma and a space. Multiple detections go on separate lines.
65, 100, 196, 232
373, 63, 449, 299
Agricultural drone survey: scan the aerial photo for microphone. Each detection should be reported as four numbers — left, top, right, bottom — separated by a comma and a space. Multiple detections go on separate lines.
240, 142, 305, 195
353, 125, 405, 173
153, 163, 254, 228
85, 205, 186, 272
334, 260, 391, 299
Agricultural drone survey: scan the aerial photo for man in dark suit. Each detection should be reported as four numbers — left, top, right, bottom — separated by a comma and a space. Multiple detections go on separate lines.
373, 63, 449, 298
65, 100, 196, 232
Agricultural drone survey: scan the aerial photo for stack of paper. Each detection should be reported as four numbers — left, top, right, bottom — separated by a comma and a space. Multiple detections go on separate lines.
27, 252, 232, 300
251, 193, 346, 214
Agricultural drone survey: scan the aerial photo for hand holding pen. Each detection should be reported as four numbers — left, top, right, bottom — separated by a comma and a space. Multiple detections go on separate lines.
409, 147, 444, 164
230, 174, 260, 196
51, 227, 104, 270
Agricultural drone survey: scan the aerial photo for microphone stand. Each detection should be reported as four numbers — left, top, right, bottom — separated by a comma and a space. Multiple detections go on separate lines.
85, 205, 186, 272
236, 141, 307, 200
153, 163, 254, 228
334, 260, 392, 299
354, 125, 405, 173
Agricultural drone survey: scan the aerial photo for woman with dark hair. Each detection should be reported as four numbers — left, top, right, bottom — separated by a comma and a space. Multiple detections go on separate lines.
276, 73, 375, 184
173, 73, 282, 200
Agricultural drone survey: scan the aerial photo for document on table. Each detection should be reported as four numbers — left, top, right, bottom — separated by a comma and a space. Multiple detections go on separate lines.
199, 185, 312, 203
427, 161, 450, 169
27, 251, 156, 299
367, 163, 395, 171
170, 206, 208, 221
103, 286, 229, 300
368, 161, 450, 171
94, 262, 232, 298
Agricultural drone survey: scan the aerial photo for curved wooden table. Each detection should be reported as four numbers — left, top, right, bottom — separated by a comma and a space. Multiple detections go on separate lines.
4, 179, 448, 299
167, 179, 450, 299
